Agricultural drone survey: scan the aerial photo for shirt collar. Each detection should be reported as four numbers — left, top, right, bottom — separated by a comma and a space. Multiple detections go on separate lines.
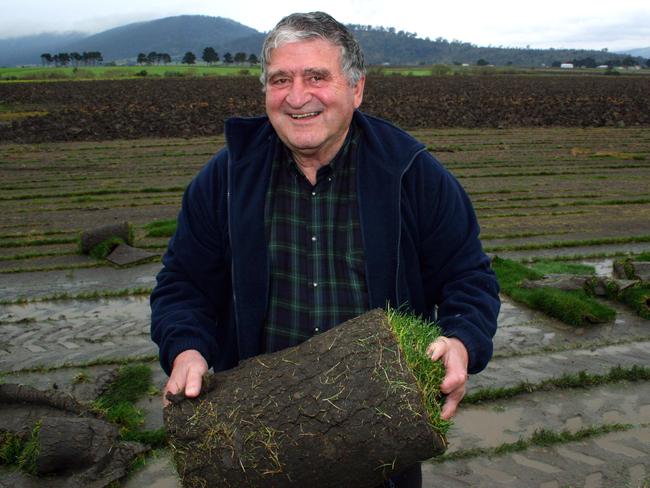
283, 121, 357, 177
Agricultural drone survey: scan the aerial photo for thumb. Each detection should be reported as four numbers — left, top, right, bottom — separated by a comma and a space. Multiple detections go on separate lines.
184, 368, 204, 398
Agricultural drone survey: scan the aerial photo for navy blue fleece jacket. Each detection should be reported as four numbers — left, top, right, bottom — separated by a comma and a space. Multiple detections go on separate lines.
151, 111, 500, 376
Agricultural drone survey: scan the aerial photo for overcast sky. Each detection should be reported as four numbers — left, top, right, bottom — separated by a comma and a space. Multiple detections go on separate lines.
2, 0, 649, 51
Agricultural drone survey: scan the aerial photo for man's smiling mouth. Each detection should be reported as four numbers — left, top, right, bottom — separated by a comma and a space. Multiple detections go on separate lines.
290, 111, 321, 119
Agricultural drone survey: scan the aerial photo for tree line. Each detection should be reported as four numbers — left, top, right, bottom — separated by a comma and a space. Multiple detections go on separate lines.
137, 47, 259, 66
40, 52, 103, 67
550, 56, 650, 69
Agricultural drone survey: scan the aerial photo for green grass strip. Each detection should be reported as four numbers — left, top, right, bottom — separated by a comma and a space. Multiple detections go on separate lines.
529, 259, 596, 276
0, 286, 154, 305
91, 364, 168, 449
0, 262, 111, 274
92, 364, 151, 431
0, 355, 159, 376
618, 284, 650, 320
0, 186, 186, 201
524, 251, 630, 263
0, 420, 42, 474
480, 231, 567, 240
492, 256, 615, 326
0, 230, 76, 239
479, 210, 588, 220
89, 237, 126, 260
0, 249, 74, 262
486, 234, 650, 253
491, 335, 648, 360
143, 219, 177, 238
121, 428, 168, 449
439, 423, 631, 462
0, 431, 23, 465
0, 236, 78, 248
464, 365, 650, 404
387, 308, 450, 436
475, 197, 650, 212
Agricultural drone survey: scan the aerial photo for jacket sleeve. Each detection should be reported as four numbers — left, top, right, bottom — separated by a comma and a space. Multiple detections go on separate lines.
415, 152, 500, 374
150, 151, 230, 375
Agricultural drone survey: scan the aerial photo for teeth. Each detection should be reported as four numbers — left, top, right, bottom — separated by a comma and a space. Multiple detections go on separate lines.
291, 112, 319, 119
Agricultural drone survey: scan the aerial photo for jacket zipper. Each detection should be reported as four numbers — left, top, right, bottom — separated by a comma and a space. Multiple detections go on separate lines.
226, 154, 240, 339
394, 147, 427, 304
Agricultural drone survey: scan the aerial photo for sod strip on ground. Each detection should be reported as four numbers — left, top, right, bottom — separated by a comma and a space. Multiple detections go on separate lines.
438, 424, 632, 462
486, 235, 650, 253
528, 260, 595, 276
143, 219, 177, 238
464, 365, 650, 404
91, 364, 166, 448
0, 287, 154, 305
491, 256, 615, 326
617, 285, 650, 320
0, 364, 165, 482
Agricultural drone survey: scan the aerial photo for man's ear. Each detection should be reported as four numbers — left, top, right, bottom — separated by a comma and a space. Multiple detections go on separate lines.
353, 76, 366, 108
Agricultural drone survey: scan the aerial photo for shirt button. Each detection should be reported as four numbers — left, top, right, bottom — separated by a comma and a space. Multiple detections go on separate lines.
315, 327, 320, 333
312, 282, 318, 287
311, 236, 317, 242
311, 191, 316, 196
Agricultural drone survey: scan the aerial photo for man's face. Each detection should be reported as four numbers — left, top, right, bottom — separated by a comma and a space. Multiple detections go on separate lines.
264, 39, 365, 163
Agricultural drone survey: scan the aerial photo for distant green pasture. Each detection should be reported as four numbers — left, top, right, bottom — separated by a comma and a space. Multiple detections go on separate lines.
0, 64, 262, 81
2, 63, 648, 82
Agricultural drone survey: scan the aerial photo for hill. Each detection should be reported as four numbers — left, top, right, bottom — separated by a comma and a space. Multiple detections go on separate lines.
350, 26, 621, 66
619, 47, 650, 58
61, 15, 262, 63
0, 15, 646, 67
0, 32, 87, 67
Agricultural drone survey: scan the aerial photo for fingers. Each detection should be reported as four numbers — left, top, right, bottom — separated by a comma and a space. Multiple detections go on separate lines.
162, 349, 208, 407
427, 337, 469, 420
426, 336, 450, 362
441, 384, 465, 420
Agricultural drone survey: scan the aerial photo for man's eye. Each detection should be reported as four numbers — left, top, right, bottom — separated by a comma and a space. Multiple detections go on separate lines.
272, 78, 289, 85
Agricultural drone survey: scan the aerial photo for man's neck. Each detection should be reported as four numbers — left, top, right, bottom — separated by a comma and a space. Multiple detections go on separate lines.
292, 154, 333, 186
290, 126, 352, 186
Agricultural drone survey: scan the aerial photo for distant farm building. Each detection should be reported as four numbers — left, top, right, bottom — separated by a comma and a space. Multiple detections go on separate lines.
560, 63, 574, 69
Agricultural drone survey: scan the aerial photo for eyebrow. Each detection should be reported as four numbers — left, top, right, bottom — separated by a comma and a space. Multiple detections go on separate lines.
267, 67, 332, 80
303, 68, 331, 78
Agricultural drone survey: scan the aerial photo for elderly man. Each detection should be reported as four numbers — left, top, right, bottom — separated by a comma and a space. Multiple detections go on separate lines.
151, 11, 499, 487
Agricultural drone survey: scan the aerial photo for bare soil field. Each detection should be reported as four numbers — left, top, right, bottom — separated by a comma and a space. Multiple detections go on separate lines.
1, 75, 650, 143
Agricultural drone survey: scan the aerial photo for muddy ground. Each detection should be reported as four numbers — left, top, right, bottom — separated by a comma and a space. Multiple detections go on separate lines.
1, 124, 649, 486
2, 76, 650, 143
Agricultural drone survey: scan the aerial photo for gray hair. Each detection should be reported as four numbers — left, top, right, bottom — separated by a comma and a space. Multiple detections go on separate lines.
259, 11, 366, 88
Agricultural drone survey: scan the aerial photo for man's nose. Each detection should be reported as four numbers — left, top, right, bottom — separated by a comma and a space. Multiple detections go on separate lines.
286, 78, 312, 107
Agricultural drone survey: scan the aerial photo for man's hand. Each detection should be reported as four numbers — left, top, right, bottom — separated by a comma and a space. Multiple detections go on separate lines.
163, 349, 208, 407
426, 337, 469, 420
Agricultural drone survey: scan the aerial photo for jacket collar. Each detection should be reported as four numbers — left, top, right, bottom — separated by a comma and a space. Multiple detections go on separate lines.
224, 111, 425, 173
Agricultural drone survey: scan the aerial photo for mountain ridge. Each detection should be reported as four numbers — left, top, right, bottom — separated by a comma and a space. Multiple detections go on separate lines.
0, 15, 646, 67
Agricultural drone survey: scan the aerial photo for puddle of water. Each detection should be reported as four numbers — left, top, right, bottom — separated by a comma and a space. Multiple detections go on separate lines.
580, 258, 613, 277
564, 415, 583, 433
451, 407, 524, 450
122, 455, 181, 488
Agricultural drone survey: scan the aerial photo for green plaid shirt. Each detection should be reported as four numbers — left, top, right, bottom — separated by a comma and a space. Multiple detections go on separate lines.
264, 123, 369, 352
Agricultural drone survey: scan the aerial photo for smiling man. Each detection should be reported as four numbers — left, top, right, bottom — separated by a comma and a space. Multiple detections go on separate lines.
151, 11, 500, 488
